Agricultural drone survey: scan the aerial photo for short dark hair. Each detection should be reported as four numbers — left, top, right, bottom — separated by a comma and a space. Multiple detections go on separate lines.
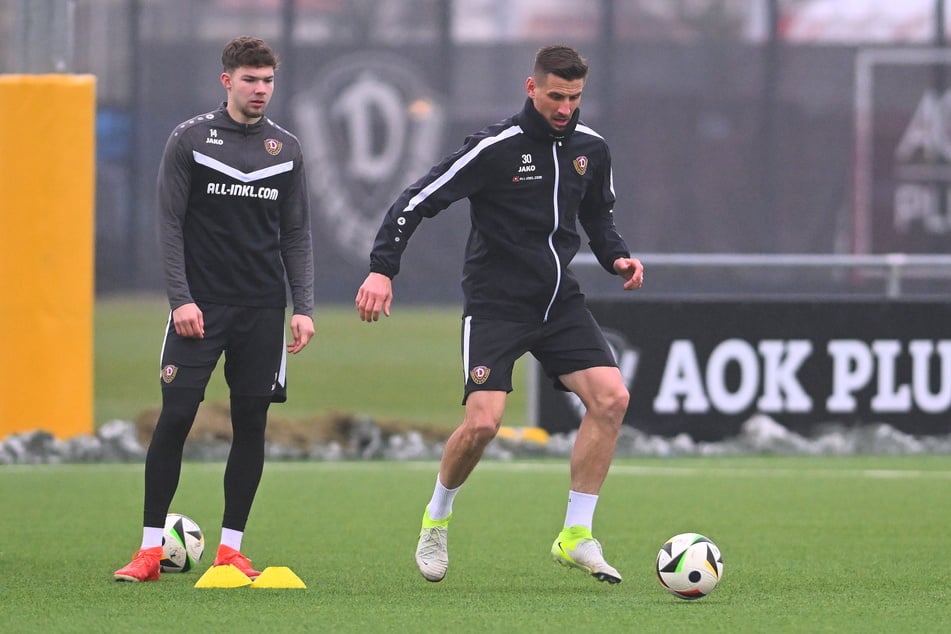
533, 45, 588, 82
221, 36, 279, 73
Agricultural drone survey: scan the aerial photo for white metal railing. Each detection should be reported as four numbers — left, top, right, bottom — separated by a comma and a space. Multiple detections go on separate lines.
572, 252, 951, 298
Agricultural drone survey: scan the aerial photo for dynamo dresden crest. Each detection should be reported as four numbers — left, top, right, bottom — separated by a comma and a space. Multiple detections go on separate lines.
161, 364, 179, 384
573, 155, 588, 175
470, 366, 491, 385
292, 53, 443, 262
264, 138, 283, 155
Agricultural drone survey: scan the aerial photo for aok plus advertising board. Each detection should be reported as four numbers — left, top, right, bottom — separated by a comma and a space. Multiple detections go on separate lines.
536, 299, 951, 440
855, 48, 951, 255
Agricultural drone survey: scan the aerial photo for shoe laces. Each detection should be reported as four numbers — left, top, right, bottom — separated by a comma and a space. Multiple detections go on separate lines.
219, 550, 252, 567
133, 548, 160, 562
572, 538, 606, 563
417, 527, 447, 558
121, 549, 159, 575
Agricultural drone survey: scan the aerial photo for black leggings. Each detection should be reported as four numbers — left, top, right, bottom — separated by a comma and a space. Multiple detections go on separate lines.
143, 390, 270, 532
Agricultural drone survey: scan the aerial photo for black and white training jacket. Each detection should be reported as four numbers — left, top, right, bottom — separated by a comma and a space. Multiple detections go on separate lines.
369, 98, 630, 324
157, 103, 314, 317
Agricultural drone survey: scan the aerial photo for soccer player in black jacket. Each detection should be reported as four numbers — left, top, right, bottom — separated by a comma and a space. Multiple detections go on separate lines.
115, 36, 315, 582
356, 45, 644, 584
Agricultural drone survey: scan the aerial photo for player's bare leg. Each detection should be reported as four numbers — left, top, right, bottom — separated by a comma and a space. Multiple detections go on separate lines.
439, 391, 507, 488
415, 391, 506, 581
551, 366, 628, 583
562, 367, 628, 494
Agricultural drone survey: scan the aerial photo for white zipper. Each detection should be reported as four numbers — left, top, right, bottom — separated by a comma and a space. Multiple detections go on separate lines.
543, 142, 562, 323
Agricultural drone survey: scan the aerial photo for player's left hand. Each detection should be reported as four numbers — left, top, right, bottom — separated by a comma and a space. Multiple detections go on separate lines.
614, 257, 644, 290
287, 314, 315, 354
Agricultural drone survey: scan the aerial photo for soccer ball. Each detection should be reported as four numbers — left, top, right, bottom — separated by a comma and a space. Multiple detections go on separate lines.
656, 532, 724, 600
160, 513, 205, 573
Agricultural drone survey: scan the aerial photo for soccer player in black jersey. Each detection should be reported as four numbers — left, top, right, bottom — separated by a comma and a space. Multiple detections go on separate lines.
115, 36, 315, 582
356, 45, 644, 584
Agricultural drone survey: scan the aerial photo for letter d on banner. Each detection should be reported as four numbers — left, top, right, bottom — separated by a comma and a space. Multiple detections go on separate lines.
0, 75, 96, 438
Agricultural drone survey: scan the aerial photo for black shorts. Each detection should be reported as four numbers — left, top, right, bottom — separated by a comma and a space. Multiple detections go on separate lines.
461, 306, 617, 403
159, 302, 287, 400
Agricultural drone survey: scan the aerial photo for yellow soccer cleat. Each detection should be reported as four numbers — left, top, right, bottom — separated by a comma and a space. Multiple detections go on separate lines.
551, 526, 622, 584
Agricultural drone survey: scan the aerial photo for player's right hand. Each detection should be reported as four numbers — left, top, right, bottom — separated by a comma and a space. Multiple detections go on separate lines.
172, 302, 205, 338
355, 272, 393, 322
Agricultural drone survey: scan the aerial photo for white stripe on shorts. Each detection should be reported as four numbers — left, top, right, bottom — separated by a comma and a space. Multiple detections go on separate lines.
160, 311, 172, 365
277, 328, 287, 387
462, 315, 472, 382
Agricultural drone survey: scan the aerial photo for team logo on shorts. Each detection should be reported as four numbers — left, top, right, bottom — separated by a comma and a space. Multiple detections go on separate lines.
470, 365, 491, 385
264, 138, 283, 155
161, 364, 179, 384
573, 156, 588, 175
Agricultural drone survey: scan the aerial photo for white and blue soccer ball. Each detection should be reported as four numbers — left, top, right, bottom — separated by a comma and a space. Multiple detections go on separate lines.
656, 532, 724, 599
160, 513, 204, 573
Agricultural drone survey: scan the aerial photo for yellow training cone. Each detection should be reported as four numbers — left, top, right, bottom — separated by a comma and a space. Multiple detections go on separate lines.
521, 426, 550, 445
194, 564, 253, 588
497, 426, 550, 445
250, 566, 307, 589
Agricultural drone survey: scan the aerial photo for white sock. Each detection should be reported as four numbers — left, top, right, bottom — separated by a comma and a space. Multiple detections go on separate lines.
563, 490, 599, 530
141, 526, 164, 549
427, 477, 462, 521
220, 527, 244, 551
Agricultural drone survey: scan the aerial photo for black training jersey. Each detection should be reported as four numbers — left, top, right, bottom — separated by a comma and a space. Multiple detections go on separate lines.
369, 98, 630, 323
157, 103, 314, 316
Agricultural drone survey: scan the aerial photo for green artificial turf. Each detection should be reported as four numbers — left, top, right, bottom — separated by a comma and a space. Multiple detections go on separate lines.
2, 456, 950, 633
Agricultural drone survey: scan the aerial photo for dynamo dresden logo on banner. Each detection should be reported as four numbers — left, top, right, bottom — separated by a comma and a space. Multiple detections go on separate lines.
292, 53, 444, 261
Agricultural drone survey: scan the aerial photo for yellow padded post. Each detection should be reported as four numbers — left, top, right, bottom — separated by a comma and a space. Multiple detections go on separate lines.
0, 75, 96, 439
